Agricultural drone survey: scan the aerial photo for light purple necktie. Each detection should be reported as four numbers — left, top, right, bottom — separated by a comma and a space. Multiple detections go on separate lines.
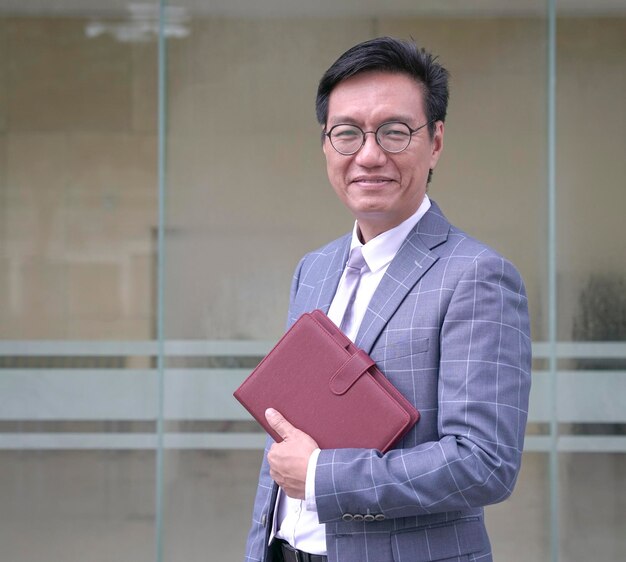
338, 246, 368, 334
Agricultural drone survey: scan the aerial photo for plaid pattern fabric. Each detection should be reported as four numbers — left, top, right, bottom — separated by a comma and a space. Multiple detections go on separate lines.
244, 201, 531, 562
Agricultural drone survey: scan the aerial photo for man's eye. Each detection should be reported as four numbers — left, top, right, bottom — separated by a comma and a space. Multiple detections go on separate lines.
334, 128, 359, 138
382, 128, 409, 138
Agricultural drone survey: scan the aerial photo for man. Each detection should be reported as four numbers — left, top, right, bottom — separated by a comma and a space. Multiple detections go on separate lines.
244, 37, 531, 562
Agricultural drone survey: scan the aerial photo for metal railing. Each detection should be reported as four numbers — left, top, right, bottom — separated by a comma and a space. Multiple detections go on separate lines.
1, 341, 625, 452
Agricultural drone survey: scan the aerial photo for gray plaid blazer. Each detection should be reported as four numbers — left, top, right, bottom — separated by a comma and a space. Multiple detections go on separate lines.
244, 201, 532, 562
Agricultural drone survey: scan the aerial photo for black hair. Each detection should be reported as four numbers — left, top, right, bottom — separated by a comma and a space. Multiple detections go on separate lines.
315, 36, 450, 140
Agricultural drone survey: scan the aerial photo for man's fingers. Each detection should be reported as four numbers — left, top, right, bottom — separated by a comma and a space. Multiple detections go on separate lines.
265, 408, 295, 440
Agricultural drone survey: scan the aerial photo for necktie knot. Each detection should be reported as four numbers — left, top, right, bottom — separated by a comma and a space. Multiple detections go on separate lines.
346, 246, 366, 273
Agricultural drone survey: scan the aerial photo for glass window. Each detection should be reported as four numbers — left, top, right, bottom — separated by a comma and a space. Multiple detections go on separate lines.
2, 2, 625, 561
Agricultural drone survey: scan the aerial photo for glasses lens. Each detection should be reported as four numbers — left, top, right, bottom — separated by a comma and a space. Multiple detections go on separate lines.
377, 122, 412, 153
329, 125, 363, 155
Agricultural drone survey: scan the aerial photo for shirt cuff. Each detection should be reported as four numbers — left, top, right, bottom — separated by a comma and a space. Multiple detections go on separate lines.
304, 448, 321, 512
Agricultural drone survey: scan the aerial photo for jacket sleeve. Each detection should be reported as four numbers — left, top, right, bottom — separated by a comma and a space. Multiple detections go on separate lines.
313, 255, 532, 522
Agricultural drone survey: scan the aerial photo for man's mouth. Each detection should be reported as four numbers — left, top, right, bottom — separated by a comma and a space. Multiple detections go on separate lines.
351, 176, 394, 186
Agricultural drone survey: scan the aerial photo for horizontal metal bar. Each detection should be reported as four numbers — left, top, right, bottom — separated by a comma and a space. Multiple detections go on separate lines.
523, 436, 551, 452
0, 368, 253, 421
0, 432, 267, 450
1, 340, 625, 358
2, 369, 625, 423
529, 370, 626, 423
532, 341, 626, 359
1, 433, 624, 452
523, 436, 626, 452
556, 436, 626, 453
0, 340, 273, 357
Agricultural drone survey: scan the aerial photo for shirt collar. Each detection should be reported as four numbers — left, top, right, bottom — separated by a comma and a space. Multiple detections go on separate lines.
350, 195, 432, 274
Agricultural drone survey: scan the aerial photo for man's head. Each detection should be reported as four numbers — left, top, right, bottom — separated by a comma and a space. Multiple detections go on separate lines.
316, 38, 449, 242
316, 37, 449, 139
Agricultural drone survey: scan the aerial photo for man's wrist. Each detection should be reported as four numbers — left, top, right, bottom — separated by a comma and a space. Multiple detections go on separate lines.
304, 448, 321, 511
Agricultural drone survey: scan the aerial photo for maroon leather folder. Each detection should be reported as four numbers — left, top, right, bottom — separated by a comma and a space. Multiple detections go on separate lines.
233, 309, 419, 453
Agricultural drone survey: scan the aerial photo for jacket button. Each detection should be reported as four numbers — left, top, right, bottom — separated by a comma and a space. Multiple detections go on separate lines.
374, 514, 386, 521
364, 514, 375, 522
342, 514, 354, 522
261, 514, 267, 527
353, 514, 364, 521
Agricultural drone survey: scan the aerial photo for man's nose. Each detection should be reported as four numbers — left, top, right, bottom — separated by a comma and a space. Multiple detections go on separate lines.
355, 132, 387, 166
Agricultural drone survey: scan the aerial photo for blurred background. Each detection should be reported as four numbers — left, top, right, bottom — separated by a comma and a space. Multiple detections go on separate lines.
0, 1, 624, 560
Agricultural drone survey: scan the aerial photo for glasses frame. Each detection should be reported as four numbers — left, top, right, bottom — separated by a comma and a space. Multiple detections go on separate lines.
324, 120, 433, 156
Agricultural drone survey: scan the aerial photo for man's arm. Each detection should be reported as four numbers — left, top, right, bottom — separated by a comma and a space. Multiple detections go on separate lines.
314, 255, 531, 522
268, 254, 531, 521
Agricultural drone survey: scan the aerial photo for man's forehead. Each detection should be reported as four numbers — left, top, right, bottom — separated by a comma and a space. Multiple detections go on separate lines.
326, 71, 426, 124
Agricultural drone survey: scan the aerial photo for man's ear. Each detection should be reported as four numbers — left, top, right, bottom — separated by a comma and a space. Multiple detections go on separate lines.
429, 120, 444, 170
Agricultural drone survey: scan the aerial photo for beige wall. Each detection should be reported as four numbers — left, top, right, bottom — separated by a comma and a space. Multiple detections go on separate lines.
0, 18, 158, 339
164, 17, 625, 342
164, 17, 544, 341
1, 16, 625, 342
556, 19, 626, 339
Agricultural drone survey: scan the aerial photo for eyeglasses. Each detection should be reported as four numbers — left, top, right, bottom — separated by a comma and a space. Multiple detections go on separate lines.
324, 120, 432, 156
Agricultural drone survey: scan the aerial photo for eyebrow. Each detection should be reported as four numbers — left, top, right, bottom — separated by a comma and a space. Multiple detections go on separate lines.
327, 114, 419, 127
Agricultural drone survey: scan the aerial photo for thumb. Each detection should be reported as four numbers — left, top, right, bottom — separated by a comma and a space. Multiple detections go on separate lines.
265, 408, 295, 440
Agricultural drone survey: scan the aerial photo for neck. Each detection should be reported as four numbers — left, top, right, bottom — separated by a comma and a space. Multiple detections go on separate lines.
355, 196, 426, 243
356, 222, 387, 244
355, 211, 416, 244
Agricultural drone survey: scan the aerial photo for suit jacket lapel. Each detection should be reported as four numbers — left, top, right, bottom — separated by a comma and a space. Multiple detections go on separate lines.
307, 234, 351, 315
355, 202, 451, 354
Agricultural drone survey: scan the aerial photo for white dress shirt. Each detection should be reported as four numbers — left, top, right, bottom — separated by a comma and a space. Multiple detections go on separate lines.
273, 196, 432, 555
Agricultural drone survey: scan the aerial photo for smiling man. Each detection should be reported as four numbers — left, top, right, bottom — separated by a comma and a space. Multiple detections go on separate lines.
244, 37, 531, 562
322, 71, 442, 243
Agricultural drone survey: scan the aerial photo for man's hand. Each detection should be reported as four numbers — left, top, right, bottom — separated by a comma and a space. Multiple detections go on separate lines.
265, 408, 319, 500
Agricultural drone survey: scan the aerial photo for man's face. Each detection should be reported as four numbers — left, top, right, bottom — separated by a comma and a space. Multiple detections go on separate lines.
323, 71, 444, 242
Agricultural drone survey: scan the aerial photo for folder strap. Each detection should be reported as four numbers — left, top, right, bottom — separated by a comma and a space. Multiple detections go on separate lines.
329, 349, 375, 395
